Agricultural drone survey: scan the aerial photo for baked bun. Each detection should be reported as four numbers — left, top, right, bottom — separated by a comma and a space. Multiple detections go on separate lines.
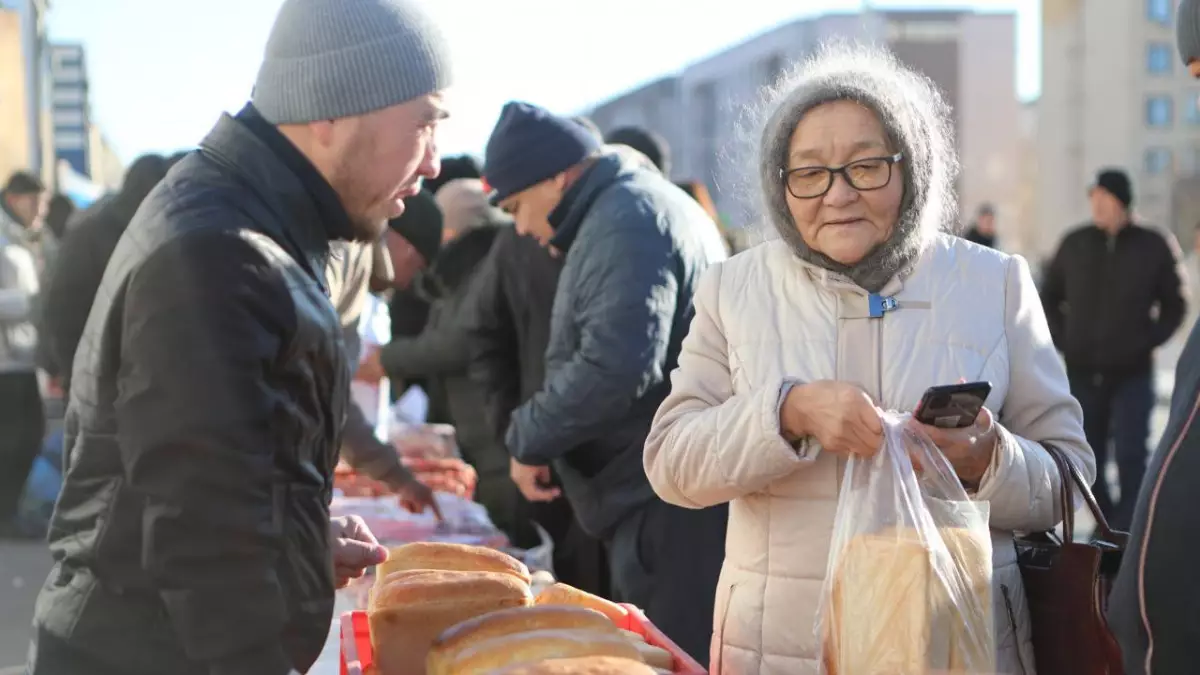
369, 570, 533, 675
377, 542, 531, 585
535, 583, 629, 624
428, 606, 616, 675
437, 628, 642, 675
491, 656, 659, 674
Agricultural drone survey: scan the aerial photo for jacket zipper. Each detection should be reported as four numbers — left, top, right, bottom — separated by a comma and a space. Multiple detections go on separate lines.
1000, 583, 1029, 675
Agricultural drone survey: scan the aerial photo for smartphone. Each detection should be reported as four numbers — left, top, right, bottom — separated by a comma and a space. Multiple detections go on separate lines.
913, 381, 993, 429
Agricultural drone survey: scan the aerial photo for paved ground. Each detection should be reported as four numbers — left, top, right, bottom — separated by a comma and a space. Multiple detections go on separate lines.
0, 363, 1180, 671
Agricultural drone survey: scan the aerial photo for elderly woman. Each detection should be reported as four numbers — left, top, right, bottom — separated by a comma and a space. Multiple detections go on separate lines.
643, 44, 1094, 675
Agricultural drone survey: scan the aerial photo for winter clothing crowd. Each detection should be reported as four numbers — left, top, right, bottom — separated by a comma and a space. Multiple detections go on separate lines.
5, 0, 1200, 673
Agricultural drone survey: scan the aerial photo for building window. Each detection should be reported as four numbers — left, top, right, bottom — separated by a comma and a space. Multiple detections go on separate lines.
1146, 95, 1174, 127
1185, 92, 1200, 124
1147, 0, 1173, 24
53, 109, 85, 127
52, 87, 84, 105
1145, 147, 1173, 175
1148, 42, 1174, 73
54, 130, 87, 151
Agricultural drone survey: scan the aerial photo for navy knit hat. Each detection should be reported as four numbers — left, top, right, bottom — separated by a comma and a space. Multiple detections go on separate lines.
1092, 168, 1133, 209
252, 0, 453, 124
484, 101, 602, 204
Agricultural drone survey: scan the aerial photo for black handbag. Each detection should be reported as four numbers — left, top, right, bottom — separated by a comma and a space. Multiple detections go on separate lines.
1014, 444, 1128, 674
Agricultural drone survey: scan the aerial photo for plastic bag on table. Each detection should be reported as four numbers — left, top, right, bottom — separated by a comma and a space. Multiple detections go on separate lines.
818, 411, 995, 675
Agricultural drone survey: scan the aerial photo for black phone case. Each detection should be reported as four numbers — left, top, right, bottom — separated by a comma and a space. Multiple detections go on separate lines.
915, 381, 992, 429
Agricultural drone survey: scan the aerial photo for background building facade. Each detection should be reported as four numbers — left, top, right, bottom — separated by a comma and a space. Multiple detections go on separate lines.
583, 9, 1022, 246
1040, 0, 1198, 259
50, 43, 91, 178
0, 0, 52, 182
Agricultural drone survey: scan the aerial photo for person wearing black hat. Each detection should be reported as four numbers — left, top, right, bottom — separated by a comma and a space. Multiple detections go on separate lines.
604, 126, 671, 177
961, 202, 998, 249
1041, 168, 1185, 533
1108, 5, 1200, 672
480, 100, 729, 666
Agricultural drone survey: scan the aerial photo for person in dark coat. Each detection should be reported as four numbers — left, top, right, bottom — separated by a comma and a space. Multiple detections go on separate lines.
460, 211, 613, 598
38, 154, 171, 392
1109, 4, 1200, 671
604, 126, 671, 177
481, 101, 730, 665
1041, 168, 1186, 530
27, 1, 453, 673
961, 202, 998, 248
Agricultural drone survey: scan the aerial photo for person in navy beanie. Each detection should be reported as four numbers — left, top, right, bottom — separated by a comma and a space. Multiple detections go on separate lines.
481, 100, 730, 666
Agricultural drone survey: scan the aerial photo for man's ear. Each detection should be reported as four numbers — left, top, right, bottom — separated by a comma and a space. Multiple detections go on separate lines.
310, 119, 336, 148
1190, 60, 1200, 78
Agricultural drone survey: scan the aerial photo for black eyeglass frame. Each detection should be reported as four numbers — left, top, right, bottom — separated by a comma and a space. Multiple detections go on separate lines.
778, 152, 905, 199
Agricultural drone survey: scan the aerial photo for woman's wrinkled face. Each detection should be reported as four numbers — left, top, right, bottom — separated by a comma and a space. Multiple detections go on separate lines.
783, 100, 903, 265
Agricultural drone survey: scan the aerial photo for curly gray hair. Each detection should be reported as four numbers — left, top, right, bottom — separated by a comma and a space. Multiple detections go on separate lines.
749, 41, 959, 292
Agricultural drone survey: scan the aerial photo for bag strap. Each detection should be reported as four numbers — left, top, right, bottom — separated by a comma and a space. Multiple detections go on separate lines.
1042, 443, 1116, 541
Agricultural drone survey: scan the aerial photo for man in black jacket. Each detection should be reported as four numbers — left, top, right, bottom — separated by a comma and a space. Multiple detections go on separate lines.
1108, 4, 1200, 671
1041, 168, 1185, 530
27, 1, 452, 673
481, 101, 730, 665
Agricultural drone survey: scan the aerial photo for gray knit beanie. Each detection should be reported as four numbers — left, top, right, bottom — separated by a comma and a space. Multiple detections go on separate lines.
252, 0, 453, 124
1179, 0, 1200, 66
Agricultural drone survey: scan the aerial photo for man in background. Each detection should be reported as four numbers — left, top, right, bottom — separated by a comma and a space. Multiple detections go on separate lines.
1109, 4, 1200, 672
0, 170, 46, 537
40, 154, 172, 395
962, 202, 998, 248
1041, 168, 1185, 531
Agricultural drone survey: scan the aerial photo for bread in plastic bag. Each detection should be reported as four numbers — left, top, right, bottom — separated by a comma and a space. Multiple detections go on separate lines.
818, 411, 995, 675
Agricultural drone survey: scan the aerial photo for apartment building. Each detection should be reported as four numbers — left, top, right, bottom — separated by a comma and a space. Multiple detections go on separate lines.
0, 0, 52, 181
583, 9, 1021, 238
1039, 0, 1199, 259
50, 43, 91, 178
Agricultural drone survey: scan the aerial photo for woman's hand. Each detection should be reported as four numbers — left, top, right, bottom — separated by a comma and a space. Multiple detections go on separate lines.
780, 381, 884, 458
908, 407, 999, 486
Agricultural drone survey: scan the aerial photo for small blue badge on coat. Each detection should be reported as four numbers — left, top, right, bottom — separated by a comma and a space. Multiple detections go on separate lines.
868, 294, 898, 318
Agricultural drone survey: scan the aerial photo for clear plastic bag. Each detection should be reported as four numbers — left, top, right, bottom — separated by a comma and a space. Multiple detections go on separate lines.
818, 411, 995, 675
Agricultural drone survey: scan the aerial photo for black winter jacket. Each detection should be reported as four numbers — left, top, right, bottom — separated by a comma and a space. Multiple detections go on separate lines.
504, 151, 729, 539
31, 109, 350, 675
1041, 223, 1185, 375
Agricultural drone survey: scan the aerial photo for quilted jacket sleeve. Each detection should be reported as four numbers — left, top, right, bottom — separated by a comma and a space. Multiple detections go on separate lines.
643, 264, 808, 508
977, 254, 1096, 532
115, 228, 295, 675
505, 209, 676, 465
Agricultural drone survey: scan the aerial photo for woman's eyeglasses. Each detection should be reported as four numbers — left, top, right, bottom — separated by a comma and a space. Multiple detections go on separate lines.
779, 153, 904, 199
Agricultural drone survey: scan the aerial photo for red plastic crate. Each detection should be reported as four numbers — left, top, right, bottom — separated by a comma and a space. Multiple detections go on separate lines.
339, 604, 705, 674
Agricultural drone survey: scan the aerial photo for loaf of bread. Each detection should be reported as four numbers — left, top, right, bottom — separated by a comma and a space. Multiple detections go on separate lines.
535, 583, 629, 624
376, 542, 532, 586
491, 656, 660, 674
436, 628, 643, 675
824, 525, 994, 675
369, 569, 533, 675
427, 606, 616, 675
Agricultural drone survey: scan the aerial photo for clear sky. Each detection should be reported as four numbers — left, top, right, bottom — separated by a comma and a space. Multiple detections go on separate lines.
48, 0, 1040, 164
